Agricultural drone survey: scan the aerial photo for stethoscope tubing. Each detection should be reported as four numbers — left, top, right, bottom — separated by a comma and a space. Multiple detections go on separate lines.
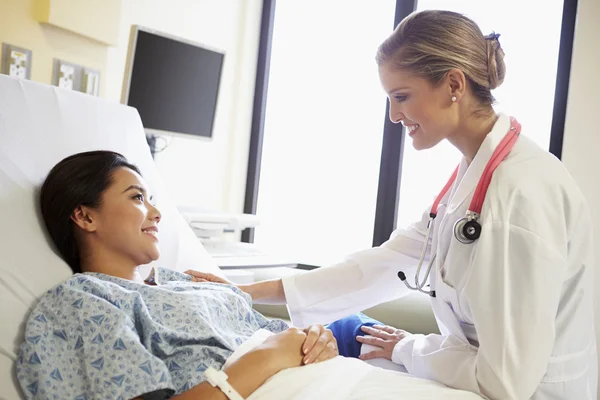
398, 118, 521, 297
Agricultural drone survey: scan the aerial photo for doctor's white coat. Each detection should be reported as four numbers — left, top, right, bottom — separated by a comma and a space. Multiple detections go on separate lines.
281, 115, 598, 399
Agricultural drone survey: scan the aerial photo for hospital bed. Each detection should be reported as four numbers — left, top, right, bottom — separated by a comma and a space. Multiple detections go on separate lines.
0, 75, 458, 399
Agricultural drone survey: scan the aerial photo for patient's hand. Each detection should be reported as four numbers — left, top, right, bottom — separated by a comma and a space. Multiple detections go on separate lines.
256, 327, 308, 372
356, 325, 410, 361
185, 270, 233, 285
302, 325, 338, 365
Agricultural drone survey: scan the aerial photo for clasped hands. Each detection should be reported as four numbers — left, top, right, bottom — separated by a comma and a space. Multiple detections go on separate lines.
185, 270, 338, 366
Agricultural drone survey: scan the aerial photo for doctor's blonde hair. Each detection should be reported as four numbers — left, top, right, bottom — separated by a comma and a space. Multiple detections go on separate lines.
376, 10, 506, 105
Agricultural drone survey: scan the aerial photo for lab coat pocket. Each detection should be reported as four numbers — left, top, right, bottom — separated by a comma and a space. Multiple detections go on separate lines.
541, 340, 597, 383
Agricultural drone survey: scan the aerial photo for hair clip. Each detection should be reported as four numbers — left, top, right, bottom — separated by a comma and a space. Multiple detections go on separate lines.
485, 31, 501, 41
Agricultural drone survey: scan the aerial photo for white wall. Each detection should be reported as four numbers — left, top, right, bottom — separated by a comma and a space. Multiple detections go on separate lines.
560, 0, 600, 395
105, 0, 263, 213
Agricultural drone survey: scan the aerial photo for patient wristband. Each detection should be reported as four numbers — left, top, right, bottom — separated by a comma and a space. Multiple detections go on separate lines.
204, 367, 245, 400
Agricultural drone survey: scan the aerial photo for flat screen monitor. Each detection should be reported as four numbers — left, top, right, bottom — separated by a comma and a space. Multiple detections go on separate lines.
122, 26, 224, 139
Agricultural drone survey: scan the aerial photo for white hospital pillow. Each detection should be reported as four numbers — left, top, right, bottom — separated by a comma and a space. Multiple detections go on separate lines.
0, 75, 221, 399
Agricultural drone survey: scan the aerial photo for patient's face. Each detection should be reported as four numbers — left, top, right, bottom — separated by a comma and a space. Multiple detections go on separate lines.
90, 167, 162, 266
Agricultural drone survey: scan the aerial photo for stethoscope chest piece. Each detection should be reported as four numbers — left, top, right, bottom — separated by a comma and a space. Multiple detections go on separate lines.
453, 214, 481, 244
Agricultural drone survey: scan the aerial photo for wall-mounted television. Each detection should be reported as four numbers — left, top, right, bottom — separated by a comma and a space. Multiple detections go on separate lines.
122, 26, 224, 139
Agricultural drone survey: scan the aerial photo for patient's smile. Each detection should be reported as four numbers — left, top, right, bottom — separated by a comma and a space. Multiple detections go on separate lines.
142, 226, 159, 240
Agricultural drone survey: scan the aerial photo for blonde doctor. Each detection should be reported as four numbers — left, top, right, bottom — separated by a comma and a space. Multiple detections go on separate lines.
188, 10, 597, 400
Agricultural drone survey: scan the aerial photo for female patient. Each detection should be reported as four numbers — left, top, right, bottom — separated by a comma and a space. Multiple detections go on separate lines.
16, 151, 337, 400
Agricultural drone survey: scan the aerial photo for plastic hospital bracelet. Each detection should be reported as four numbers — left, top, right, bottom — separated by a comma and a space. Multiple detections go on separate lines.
204, 367, 245, 400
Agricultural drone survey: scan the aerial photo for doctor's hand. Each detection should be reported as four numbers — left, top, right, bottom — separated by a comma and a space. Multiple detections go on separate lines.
302, 324, 338, 365
184, 270, 233, 285
356, 325, 409, 361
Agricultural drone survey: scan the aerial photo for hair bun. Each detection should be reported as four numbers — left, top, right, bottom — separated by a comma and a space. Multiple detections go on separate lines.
377, 10, 507, 105
485, 32, 506, 89
484, 31, 501, 41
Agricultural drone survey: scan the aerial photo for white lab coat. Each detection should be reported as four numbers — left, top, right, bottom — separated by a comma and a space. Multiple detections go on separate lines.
281, 115, 598, 399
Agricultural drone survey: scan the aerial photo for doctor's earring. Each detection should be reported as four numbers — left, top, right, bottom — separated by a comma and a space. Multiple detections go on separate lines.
451, 96, 457, 102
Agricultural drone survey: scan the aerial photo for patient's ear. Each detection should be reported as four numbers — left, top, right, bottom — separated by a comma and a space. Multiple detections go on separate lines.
70, 206, 97, 232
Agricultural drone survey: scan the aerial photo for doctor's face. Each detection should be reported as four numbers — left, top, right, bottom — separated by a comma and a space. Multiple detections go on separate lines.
379, 62, 456, 150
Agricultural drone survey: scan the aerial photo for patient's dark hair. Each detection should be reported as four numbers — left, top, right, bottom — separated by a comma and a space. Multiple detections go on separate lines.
40, 151, 141, 273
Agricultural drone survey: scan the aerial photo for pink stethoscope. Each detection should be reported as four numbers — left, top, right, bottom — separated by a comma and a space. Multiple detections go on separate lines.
398, 117, 522, 297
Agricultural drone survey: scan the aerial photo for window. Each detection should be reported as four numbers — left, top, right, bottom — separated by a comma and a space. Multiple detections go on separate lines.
253, 1, 396, 266
246, 1, 575, 258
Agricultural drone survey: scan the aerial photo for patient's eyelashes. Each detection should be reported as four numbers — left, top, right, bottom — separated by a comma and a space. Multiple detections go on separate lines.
132, 193, 144, 202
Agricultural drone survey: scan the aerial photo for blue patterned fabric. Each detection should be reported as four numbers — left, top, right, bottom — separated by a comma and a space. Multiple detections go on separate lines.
16, 268, 288, 399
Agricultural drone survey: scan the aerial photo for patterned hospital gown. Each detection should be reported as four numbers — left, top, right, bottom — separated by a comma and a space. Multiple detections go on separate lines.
16, 267, 289, 399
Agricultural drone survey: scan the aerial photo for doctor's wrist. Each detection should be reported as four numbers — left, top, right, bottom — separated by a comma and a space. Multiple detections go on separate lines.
391, 334, 414, 365
239, 279, 285, 304
237, 283, 260, 300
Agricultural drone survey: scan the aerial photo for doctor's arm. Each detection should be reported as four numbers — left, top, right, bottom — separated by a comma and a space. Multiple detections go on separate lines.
188, 206, 432, 326
190, 208, 431, 328
391, 222, 565, 399
274, 208, 433, 327
185, 270, 286, 304
190, 206, 433, 310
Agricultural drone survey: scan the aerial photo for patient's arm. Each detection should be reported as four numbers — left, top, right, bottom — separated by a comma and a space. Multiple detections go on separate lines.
166, 328, 308, 399
131, 349, 284, 400
169, 348, 279, 400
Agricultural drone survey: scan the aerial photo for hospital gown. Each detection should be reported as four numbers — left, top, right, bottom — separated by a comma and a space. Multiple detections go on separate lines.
16, 267, 288, 399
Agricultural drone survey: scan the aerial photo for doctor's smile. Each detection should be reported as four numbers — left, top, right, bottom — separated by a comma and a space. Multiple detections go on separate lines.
401, 122, 420, 137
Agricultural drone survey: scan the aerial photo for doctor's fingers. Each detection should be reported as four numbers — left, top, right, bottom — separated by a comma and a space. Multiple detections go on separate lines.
372, 324, 397, 334
359, 350, 389, 361
184, 270, 232, 285
360, 325, 393, 340
356, 335, 389, 348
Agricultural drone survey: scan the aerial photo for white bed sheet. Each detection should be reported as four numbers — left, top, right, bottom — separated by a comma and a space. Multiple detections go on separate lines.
229, 330, 482, 400
249, 357, 482, 400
